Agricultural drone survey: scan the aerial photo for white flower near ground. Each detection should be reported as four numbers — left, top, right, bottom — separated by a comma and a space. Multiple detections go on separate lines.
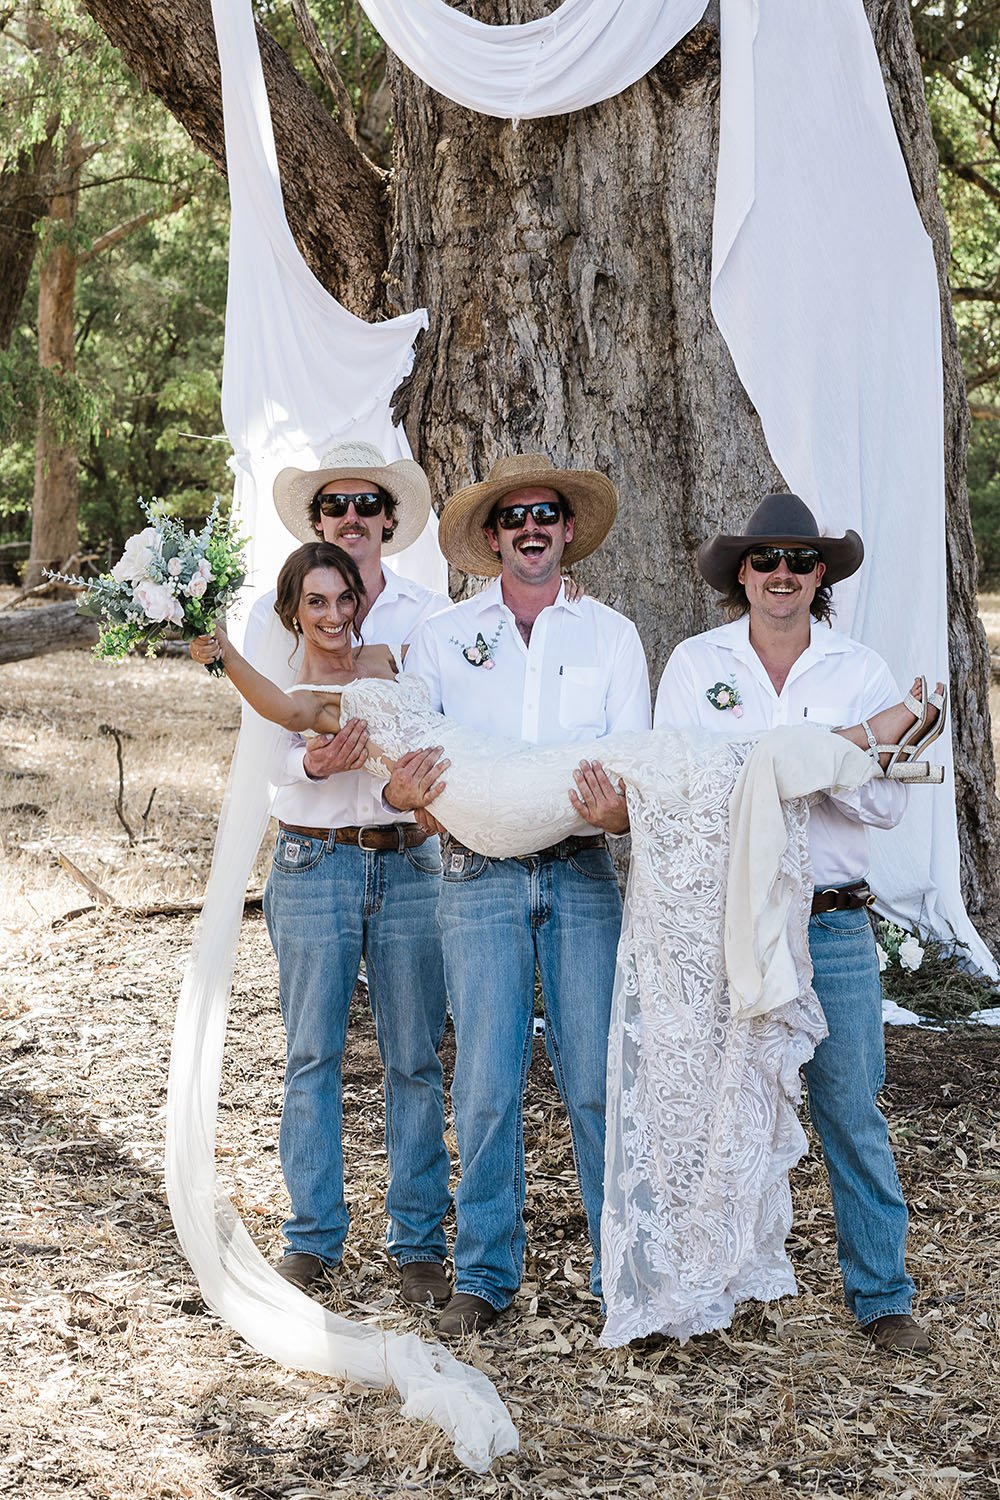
111, 527, 159, 584
134, 578, 184, 625
876, 943, 889, 973
898, 936, 925, 972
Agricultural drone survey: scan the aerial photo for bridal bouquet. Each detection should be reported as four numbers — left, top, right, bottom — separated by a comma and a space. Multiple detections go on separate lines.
48, 499, 246, 675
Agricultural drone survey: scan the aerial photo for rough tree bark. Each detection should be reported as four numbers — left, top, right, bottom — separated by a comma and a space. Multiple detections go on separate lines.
72, 0, 1000, 950
25, 129, 85, 590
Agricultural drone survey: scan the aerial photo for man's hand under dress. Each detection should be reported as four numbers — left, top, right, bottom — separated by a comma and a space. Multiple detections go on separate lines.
569, 759, 630, 835
303, 719, 368, 780
384, 746, 450, 817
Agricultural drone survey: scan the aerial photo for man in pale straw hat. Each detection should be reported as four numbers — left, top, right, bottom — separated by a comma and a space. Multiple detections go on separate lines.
653, 491, 945, 1355
397, 452, 651, 1336
243, 441, 453, 1311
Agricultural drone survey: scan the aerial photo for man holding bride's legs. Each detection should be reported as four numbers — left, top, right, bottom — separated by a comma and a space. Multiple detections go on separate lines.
653, 493, 931, 1355
401, 455, 650, 1335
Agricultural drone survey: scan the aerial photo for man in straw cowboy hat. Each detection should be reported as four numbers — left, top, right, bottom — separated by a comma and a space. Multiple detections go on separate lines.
653, 491, 943, 1355
243, 441, 453, 1311
398, 452, 651, 1336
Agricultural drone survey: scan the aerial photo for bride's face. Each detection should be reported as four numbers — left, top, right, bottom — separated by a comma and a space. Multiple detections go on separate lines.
297, 566, 359, 654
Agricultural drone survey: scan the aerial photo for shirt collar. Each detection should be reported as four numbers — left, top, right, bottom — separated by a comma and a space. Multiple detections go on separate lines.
472, 575, 580, 617
713, 613, 851, 660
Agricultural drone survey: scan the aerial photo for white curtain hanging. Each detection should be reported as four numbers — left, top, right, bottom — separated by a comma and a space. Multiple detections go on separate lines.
164, 0, 516, 1476
711, 0, 993, 973
354, 0, 707, 119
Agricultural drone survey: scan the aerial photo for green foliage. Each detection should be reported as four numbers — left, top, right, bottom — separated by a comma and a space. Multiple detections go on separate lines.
0, 1, 232, 555
913, 3, 1000, 577
877, 916, 999, 1022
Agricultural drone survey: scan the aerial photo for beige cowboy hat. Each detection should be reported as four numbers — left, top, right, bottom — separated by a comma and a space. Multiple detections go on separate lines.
438, 452, 618, 577
272, 440, 432, 557
698, 493, 864, 591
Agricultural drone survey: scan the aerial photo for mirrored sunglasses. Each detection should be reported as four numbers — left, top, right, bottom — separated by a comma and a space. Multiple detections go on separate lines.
317, 491, 385, 518
494, 500, 564, 530
746, 546, 822, 575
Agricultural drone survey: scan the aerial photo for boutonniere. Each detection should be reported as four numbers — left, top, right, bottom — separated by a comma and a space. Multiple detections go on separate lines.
706, 679, 743, 717
451, 619, 504, 669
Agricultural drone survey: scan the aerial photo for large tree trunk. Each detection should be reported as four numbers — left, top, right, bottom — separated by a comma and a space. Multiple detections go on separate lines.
71, 0, 1000, 951
25, 131, 84, 590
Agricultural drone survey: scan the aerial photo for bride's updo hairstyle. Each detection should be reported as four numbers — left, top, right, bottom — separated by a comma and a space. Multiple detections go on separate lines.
273, 541, 367, 642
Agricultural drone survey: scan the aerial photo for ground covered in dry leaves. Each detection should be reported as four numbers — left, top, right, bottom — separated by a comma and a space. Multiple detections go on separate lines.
2, 648, 999, 1500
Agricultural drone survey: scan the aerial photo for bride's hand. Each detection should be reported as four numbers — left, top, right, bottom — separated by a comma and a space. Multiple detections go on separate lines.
189, 629, 226, 666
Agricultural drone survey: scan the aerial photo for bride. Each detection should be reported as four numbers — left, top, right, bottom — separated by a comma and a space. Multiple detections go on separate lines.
189, 540, 945, 1348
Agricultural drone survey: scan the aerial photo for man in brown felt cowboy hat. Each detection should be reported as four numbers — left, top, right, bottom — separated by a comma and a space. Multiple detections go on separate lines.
391, 452, 651, 1336
241, 441, 455, 1313
653, 490, 939, 1355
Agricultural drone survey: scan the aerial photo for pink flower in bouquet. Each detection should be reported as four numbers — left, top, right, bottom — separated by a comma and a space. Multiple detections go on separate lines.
134, 579, 184, 625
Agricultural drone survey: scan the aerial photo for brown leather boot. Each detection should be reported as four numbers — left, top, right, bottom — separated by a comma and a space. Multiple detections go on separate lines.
399, 1261, 451, 1308
866, 1313, 931, 1354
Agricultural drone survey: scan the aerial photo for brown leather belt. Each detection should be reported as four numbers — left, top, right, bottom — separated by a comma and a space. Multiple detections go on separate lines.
811, 880, 876, 916
444, 833, 607, 862
278, 821, 429, 851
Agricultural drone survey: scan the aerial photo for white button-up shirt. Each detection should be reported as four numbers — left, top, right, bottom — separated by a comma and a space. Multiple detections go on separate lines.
653, 616, 907, 886
244, 566, 448, 829
404, 578, 650, 745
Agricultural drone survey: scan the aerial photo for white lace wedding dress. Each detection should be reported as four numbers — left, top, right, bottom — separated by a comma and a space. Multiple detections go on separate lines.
342, 674, 879, 1346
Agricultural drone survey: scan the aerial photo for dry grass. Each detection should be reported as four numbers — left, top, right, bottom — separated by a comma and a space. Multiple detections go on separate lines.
2, 619, 1000, 1499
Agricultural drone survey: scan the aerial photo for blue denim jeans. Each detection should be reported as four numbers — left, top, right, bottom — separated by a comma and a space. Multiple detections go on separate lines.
438, 842, 623, 1310
804, 903, 915, 1325
263, 828, 450, 1268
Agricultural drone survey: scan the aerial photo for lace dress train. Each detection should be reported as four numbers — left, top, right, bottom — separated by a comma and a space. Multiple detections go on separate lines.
343, 675, 878, 1345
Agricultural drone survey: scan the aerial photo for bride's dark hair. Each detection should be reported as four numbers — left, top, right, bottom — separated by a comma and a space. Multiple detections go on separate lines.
273, 542, 367, 641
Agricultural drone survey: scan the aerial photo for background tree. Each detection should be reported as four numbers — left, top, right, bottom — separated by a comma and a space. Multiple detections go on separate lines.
912, 1, 1000, 580
0, 0, 231, 583
50, 0, 1000, 950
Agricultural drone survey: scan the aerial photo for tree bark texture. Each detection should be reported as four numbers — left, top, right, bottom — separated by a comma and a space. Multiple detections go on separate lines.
26, 132, 84, 590
77, 0, 1000, 949
0, 127, 57, 351
0, 602, 98, 663
78, 0, 390, 317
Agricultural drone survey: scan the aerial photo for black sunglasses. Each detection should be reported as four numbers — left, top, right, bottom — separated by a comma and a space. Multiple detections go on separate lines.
745, 546, 822, 575
493, 500, 564, 530
316, 491, 385, 518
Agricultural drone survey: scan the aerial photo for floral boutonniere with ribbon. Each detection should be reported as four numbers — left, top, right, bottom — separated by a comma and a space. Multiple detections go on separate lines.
451, 619, 505, 669
706, 679, 743, 718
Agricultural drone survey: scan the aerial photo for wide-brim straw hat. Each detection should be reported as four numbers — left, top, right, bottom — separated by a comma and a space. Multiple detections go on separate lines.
272, 440, 432, 557
697, 492, 864, 591
438, 453, 618, 577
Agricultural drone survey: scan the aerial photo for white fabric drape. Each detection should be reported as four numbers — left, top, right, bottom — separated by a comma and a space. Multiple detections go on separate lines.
710, 0, 991, 972
354, 0, 706, 119
164, 0, 513, 1476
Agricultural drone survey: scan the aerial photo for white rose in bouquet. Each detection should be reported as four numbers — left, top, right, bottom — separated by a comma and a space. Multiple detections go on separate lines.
111, 527, 159, 584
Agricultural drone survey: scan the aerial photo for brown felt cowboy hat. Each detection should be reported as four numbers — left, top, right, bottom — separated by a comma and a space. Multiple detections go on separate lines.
697, 493, 864, 591
272, 440, 432, 557
438, 453, 618, 577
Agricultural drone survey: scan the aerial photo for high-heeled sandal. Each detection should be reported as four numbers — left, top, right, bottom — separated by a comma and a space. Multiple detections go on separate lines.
859, 679, 948, 783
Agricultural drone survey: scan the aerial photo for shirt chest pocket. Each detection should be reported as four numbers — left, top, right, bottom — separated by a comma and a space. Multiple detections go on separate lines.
803, 703, 846, 729
558, 665, 607, 732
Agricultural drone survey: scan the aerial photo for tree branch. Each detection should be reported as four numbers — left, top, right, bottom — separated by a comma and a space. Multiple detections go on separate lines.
78, 192, 189, 264
288, 0, 357, 143
970, 402, 1000, 420
79, 0, 390, 318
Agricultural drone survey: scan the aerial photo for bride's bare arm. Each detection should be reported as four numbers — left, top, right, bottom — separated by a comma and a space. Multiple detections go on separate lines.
189, 630, 342, 735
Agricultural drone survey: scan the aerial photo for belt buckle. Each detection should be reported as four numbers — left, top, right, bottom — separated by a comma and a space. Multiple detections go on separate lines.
356, 826, 382, 851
